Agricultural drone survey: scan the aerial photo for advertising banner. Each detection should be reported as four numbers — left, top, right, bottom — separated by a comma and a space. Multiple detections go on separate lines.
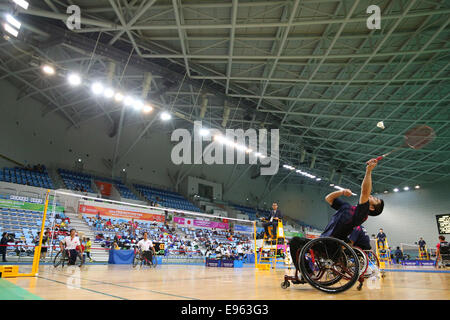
235, 224, 254, 233
221, 259, 235, 268
95, 181, 112, 197
0, 198, 64, 213
285, 231, 304, 238
174, 216, 229, 230
206, 259, 221, 267
79, 204, 165, 222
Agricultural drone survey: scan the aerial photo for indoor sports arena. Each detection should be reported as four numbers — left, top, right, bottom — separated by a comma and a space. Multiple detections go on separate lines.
0, 0, 449, 308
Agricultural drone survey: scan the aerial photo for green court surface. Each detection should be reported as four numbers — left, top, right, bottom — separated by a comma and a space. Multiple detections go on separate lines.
0, 279, 42, 300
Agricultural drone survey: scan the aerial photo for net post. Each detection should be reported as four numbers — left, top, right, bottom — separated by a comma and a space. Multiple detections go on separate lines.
253, 221, 257, 268
31, 189, 50, 275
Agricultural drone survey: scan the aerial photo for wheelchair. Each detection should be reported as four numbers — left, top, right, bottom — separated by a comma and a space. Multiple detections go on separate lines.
281, 237, 376, 294
133, 249, 158, 268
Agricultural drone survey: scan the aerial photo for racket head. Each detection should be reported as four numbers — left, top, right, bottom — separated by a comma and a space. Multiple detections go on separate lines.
404, 125, 436, 150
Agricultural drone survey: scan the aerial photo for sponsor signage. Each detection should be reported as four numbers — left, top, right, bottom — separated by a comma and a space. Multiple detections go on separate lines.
79, 204, 164, 222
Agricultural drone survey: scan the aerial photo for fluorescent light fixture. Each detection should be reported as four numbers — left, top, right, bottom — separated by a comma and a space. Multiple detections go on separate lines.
330, 184, 335, 187
41, 64, 55, 75
160, 112, 171, 121
114, 92, 124, 102
124, 96, 134, 107
3, 23, 18, 37
403, 186, 409, 191
199, 128, 210, 136
310, 175, 316, 179
316, 178, 321, 181
91, 82, 104, 95
143, 105, 153, 113
13, 0, 29, 10
415, 185, 420, 189
393, 188, 399, 192
133, 100, 144, 111
67, 73, 81, 86
103, 88, 114, 98
6, 14, 21, 29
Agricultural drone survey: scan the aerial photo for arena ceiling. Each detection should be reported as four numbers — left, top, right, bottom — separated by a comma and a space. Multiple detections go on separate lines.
0, 0, 449, 195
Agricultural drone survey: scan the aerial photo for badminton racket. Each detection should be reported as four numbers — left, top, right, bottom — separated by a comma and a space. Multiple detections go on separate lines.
367, 125, 436, 164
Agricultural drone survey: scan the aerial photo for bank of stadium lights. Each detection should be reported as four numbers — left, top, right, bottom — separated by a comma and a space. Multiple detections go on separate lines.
12, 0, 29, 10
213, 134, 258, 155
3, 1, 29, 38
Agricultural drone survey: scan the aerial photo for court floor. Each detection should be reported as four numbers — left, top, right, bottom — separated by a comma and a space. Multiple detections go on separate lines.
2, 264, 450, 300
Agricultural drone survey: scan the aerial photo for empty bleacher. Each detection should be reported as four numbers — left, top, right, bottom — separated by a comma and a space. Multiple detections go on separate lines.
115, 181, 139, 200
58, 169, 94, 193
0, 167, 54, 189
232, 204, 257, 220
134, 184, 201, 212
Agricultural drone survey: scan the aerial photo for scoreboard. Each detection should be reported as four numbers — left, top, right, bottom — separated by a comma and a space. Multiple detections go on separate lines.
436, 214, 450, 234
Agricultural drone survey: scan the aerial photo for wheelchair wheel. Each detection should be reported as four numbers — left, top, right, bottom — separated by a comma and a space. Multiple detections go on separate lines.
152, 254, 158, 268
351, 247, 368, 278
53, 251, 63, 268
132, 254, 141, 268
77, 252, 84, 267
299, 237, 360, 294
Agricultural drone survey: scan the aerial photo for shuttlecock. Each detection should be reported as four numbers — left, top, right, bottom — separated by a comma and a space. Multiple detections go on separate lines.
377, 121, 385, 129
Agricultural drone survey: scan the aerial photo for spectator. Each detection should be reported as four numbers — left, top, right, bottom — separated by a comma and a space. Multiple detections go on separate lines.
0, 232, 8, 262
394, 246, 403, 264
376, 228, 387, 249
436, 236, 448, 268
85, 237, 93, 262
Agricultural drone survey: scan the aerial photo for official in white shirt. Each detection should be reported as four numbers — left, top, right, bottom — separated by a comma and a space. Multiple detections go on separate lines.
60, 229, 82, 265
137, 232, 156, 265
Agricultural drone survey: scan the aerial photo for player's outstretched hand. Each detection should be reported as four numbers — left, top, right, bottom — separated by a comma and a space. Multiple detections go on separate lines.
366, 158, 378, 171
342, 189, 353, 197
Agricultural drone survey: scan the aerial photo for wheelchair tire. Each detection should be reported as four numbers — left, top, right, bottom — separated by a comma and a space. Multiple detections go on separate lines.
53, 251, 63, 268
299, 237, 360, 294
281, 281, 290, 289
132, 254, 140, 268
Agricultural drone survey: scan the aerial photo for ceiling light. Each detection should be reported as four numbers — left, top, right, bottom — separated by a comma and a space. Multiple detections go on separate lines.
316, 178, 321, 181
78, 158, 82, 162
160, 112, 171, 121
199, 128, 210, 136
114, 92, 124, 102
245, 148, 253, 153
104, 88, 114, 98
143, 105, 153, 113
13, 0, 29, 10
41, 64, 55, 75
393, 188, 399, 192
384, 190, 388, 194
91, 82, 104, 95
330, 184, 335, 187
403, 186, 409, 191
415, 185, 420, 189
67, 73, 81, 86
124, 96, 134, 107
133, 100, 144, 111
3, 23, 18, 37
6, 14, 21, 29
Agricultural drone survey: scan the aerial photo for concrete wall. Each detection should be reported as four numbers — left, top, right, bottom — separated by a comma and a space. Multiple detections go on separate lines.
363, 179, 450, 248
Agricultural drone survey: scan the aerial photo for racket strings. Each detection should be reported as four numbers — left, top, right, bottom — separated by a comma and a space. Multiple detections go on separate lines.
404, 125, 436, 150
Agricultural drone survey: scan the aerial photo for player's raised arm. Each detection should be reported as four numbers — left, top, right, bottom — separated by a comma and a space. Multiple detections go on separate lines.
325, 189, 353, 205
360, 159, 377, 204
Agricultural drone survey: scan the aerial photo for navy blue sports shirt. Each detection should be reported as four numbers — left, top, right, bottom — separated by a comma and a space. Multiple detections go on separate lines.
348, 225, 371, 250
321, 198, 370, 241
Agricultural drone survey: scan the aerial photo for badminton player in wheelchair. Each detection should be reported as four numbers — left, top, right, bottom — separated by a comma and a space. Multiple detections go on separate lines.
283, 159, 384, 293
136, 232, 156, 266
